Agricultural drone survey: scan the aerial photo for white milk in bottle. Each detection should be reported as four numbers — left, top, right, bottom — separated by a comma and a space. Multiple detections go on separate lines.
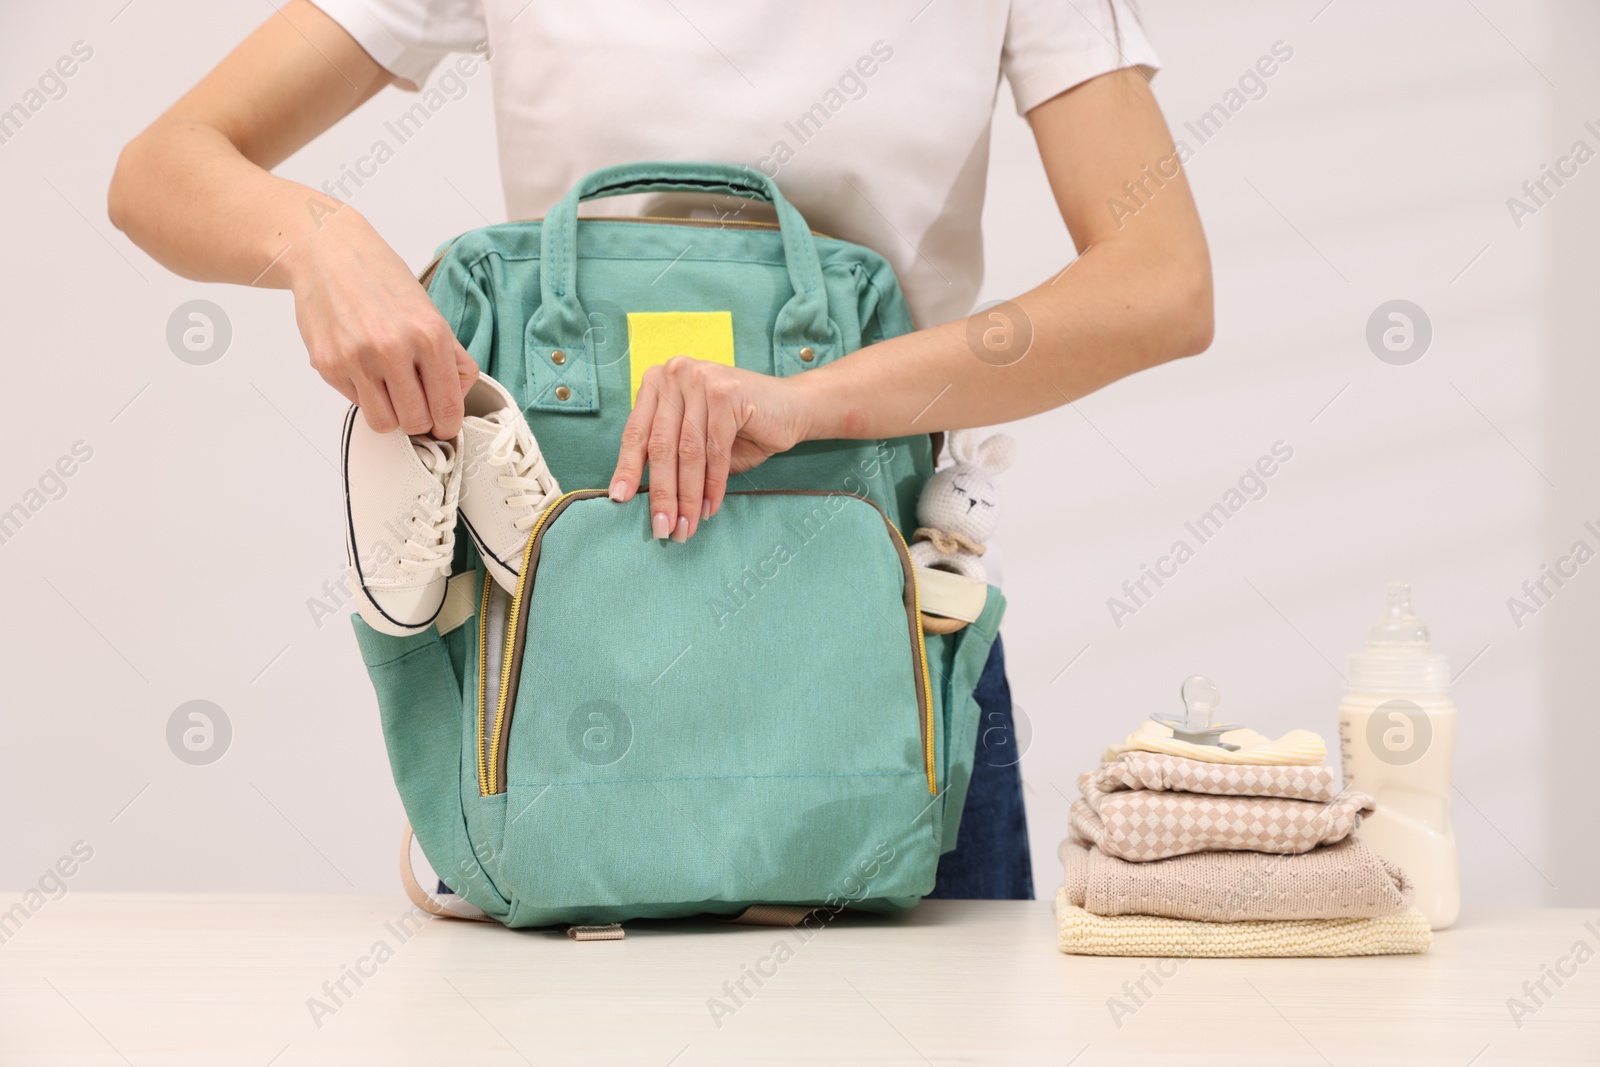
1337, 582, 1460, 930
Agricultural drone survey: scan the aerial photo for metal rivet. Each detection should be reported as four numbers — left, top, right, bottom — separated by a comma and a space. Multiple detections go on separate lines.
551, 350, 567, 366
554, 385, 571, 401
799, 346, 815, 362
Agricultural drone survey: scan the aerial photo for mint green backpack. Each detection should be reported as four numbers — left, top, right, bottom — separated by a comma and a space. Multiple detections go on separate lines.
348, 162, 1005, 928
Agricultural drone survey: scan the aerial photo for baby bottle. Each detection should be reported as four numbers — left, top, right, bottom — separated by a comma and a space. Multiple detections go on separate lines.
1337, 582, 1460, 929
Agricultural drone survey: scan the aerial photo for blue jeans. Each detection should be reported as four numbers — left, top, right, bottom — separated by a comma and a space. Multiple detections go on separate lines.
926, 633, 1035, 900
441, 634, 1034, 901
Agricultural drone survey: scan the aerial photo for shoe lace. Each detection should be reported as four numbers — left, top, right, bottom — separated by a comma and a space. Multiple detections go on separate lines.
481, 411, 559, 531
396, 437, 458, 577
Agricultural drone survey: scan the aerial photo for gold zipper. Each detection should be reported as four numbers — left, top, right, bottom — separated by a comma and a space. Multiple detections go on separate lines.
480, 489, 598, 795
474, 570, 494, 796
882, 520, 937, 796
476, 489, 937, 797
418, 248, 450, 289
418, 214, 833, 290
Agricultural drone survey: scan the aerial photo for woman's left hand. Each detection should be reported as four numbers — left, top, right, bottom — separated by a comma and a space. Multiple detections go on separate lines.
608, 356, 816, 542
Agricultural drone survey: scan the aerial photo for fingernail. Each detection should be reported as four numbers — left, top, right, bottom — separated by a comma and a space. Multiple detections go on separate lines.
652, 512, 670, 539
700, 499, 711, 521
672, 516, 689, 543
610, 479, 628, 502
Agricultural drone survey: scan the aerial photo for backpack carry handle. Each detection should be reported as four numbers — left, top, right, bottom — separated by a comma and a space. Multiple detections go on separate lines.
525, 161, 841, 410
399, 822, 491, 922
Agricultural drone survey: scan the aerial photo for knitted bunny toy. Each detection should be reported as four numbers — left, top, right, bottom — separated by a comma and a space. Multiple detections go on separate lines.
909, 429, 1016, 583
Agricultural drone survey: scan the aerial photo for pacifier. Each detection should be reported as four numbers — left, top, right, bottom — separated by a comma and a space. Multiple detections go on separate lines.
1149, 674, 1244, 749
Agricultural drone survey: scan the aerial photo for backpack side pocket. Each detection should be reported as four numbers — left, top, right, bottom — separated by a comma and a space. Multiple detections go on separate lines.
350, 614, 511, 921
930, 586, 1007, 854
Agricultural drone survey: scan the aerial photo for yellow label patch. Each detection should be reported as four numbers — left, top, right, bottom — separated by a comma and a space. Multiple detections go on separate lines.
627, 311, 735, 406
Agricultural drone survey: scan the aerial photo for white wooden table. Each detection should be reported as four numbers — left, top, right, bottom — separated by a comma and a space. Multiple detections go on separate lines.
1, 895, 1595, 1065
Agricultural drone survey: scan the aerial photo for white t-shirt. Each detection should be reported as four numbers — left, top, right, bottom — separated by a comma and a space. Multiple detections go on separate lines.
311, 0, 1158, 330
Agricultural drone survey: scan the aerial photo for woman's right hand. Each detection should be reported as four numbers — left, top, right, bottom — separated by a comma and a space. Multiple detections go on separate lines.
107, 0, 477, 440
284, 206, 479, 440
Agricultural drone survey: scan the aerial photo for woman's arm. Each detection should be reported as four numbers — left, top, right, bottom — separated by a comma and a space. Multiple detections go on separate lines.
107, 0, 478, 438
803, 67, 1213, 436
610, 66, 1212, 543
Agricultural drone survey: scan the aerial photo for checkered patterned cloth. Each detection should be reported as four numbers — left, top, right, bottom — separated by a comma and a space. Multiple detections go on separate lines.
1088, 751, 1338, 802
1070, 769, 1374, 862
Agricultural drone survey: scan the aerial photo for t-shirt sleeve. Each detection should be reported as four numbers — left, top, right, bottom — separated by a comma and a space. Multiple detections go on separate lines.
309, 0, 487, 90
1001, 0, 1162, 116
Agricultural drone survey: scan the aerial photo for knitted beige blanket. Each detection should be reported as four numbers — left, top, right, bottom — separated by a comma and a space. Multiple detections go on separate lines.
1070, 774, 1375, 862
1059, 837, 1414, 921
1055, 890, 1433, 957
1088, 751, 1339, 802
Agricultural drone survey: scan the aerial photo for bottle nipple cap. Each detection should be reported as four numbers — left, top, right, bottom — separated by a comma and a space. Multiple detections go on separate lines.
1150, 674, 1244, 749
1366, 581, 1431, 651
1347, 582, 1451, 693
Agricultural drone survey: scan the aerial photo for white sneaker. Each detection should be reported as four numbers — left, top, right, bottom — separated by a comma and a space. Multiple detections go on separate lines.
341, 405, 462, 636
458, 374, 561, 593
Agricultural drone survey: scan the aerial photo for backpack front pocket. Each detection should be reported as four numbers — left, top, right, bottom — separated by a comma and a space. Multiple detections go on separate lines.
476, 490, 941, 923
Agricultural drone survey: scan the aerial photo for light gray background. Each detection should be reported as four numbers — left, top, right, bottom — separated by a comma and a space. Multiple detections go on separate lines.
1, 0, 1594, 908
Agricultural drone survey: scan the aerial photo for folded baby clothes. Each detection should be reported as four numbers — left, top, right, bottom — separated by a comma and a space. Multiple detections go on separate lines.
1102, 720, 1325, 766
1088, 750, 1338, 802
1054, 891, 1433, 957
1069, 776, 1375, 861
1058, 836, 1414, 921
